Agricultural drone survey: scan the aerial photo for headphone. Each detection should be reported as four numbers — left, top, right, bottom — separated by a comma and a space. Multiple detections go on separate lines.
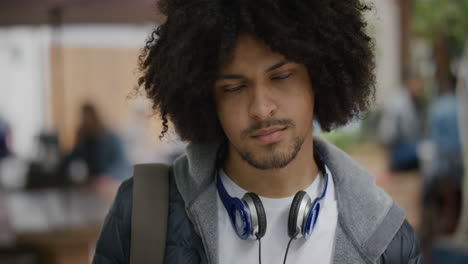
216, 150, 329, 241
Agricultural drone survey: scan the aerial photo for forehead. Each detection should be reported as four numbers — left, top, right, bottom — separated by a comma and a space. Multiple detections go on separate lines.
219, 33, 285, 73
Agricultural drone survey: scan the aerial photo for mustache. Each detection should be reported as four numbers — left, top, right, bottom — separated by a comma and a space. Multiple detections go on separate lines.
241, 119, 294, 139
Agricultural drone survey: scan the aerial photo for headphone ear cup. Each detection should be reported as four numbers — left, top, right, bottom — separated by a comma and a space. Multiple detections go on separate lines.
288, 191, 308, 238
244, 192, 267, 239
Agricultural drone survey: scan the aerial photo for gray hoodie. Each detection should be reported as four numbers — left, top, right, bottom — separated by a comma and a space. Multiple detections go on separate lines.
93, 137, 421, 264
172, 138, 415, 263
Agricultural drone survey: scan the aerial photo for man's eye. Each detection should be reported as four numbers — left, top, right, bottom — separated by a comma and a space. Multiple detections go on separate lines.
225, 85, 246, 92
271, 73, 292, 80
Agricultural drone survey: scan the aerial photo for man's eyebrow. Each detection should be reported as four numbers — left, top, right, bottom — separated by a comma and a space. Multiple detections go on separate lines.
217, 60, 290, 80
217, 74, 244, 80
266, 60, 290, 72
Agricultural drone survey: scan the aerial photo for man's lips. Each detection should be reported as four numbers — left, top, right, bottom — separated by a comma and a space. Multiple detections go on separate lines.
250, 126, 287, 144
251, 126, 286, 137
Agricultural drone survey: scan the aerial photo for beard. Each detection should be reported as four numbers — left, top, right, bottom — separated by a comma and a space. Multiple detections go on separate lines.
235, 136, 305, 170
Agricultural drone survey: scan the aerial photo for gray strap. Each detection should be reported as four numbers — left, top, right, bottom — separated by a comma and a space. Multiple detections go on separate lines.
130, 163, 169, 264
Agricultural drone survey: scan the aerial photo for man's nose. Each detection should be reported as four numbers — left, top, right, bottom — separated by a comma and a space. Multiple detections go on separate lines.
248, 84, 278, 121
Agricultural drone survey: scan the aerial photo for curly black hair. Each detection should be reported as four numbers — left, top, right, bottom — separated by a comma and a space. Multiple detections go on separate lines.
138, 0, 375, 143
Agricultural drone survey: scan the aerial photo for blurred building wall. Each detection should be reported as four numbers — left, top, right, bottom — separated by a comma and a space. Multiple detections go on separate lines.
50, 46, 140, 150
0, 27, 51, 158
372, 0, 402, 108
0, 25, 160, 158
47, 25, 154, 151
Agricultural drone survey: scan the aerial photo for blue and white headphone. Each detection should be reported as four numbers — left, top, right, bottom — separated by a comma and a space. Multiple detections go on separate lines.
216, 150, 329, 241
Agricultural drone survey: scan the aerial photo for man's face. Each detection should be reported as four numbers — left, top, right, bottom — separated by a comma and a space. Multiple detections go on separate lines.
214, 34, 315, 170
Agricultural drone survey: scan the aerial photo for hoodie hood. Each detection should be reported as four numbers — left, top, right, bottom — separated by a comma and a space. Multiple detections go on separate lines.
172, 137, 405, 263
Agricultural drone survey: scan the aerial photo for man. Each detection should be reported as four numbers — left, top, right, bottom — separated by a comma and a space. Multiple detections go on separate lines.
93, 0, 422, 263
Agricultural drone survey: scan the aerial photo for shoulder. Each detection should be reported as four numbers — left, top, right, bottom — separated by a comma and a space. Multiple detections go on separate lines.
93, 178, 134, 263
380, 220, 422, 264
109, 178, 134, 219
94, 167, 189, 264
315, 139, 411, 259
109, 167, 180, 221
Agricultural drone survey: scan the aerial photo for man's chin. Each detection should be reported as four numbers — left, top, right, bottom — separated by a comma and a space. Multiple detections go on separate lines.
239, 149, 295, 170
243, 136, 304, 170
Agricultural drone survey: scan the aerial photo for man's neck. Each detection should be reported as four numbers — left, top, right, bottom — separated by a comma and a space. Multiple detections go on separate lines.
223, 135, 318, 198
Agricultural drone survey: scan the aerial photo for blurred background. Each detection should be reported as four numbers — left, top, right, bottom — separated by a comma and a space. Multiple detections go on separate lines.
0, 0, 467, 263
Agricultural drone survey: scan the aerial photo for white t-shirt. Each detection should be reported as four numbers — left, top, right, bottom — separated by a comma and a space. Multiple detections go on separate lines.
217, 166, 338, 264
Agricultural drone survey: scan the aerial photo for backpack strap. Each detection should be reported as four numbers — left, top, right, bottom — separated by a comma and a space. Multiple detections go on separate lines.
130, 163, 169, 264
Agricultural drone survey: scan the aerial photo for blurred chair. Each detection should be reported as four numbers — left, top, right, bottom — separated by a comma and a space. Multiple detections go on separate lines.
0, 247, 39, 264
26, 132, 64, 189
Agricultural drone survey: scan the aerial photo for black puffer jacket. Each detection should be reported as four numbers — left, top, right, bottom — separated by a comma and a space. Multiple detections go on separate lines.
92, 171, 422, 264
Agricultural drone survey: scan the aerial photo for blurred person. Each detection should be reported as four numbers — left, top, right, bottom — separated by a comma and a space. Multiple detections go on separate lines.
0, 116, 11, 160
62, 103, 131, 193
419, 78, 463, 258
425, 78, 463, 187
378, 73, 425, 171
93, 1, 421, 264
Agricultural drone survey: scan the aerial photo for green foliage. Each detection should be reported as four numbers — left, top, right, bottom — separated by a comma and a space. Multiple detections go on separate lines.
319, 125, 365, 151
412, 0, 468, 49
